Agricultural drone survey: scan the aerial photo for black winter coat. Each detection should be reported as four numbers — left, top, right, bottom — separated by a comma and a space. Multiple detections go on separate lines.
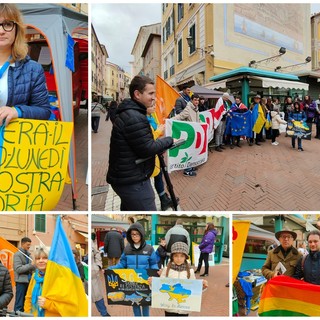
104, 230, 124, 258
0, 262, 13, 308
293, 251, 320, 284
107, 99, 173, 185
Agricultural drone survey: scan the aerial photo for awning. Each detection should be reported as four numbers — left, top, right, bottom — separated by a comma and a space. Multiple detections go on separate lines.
205, 79, 227, 89
251, 76, 309, 90
76, 231, 88, 238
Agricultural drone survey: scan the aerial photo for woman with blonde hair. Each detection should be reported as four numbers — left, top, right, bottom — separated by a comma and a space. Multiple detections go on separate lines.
24, 247, 61, 317
0, 4, 51, 126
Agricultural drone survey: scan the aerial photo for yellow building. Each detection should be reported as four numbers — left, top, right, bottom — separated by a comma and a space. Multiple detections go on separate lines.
162, 4, 312, 90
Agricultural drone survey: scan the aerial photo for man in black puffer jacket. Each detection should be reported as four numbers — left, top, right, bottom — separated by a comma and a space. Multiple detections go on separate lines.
0, 261, 13, 309
107, 75, 173, 211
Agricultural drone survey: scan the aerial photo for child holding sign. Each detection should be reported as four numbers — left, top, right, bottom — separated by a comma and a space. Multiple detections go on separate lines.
160, 242, 208, 316
108, 222, 158, 316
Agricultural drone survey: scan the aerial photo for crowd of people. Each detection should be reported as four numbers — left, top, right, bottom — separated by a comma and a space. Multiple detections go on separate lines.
92, 218, 218, 317
0, 236, 87, 316
105, 74, 320, 211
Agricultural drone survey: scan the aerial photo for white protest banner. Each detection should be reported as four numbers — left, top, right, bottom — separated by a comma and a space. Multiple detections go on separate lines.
199, 109, 215, 142
166, 119, 209, 173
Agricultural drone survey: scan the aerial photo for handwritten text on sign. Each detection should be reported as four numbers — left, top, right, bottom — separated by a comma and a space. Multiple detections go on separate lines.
0, 119, 73, 211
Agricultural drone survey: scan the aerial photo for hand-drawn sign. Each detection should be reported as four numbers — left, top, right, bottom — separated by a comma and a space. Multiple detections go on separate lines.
151, 277, 203, 312
0, 119, 73, 211
105, 269, 158, 306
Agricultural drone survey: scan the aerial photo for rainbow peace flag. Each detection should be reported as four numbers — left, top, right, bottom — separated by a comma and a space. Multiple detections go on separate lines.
258, 275, 320, 316
42, 216, 88, 316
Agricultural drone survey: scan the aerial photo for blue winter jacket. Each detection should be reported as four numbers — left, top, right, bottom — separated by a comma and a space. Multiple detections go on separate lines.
109, 222, 158, 270
199, 229, 217, 253
288, 110, 307, 122
6, 56, 51, 120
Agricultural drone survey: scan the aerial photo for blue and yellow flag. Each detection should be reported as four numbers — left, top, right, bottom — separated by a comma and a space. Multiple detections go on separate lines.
251, 103, 266, 133
42, 216, 88, 316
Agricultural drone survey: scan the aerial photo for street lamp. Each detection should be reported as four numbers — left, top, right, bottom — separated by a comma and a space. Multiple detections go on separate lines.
249, 47, 286, 68
186, 36, 214, 56
274, 56, 312, 72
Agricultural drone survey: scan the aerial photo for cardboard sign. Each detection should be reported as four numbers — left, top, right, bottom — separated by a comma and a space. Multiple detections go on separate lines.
0, 119, 73, 211
105, 269, 158, 306
151, 277, 203, 312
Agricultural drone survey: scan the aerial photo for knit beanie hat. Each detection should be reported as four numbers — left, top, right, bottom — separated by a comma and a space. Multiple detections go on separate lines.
170, 242, 189, 259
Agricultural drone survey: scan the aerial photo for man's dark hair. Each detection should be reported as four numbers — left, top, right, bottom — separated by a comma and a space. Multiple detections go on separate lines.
307, 230, 320, 241
191, 94, 200, 100
21, 237, 31, 244
129, 75, 154, 100
182, 84, 190, 91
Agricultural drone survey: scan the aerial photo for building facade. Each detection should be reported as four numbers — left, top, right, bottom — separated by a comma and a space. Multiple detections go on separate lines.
131, 23, 161, 77
162, 4, 312, 91
91, 24, 107, 99
0, 214, 88, 256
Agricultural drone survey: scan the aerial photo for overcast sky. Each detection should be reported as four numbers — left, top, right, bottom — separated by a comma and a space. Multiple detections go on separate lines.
92, 3, 161, 73
92, 3, 320, 74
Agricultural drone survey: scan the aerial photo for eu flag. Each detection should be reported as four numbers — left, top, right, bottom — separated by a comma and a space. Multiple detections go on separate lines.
225, 110, 253, 137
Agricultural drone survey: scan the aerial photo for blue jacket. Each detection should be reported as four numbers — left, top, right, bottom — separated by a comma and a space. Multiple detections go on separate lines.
109, 223, 158, 270
288, 110, 307, 122
199, 229, 217, 253
7, 56, 51, 120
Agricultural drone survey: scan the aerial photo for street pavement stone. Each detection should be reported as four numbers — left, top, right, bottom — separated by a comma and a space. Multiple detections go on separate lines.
54, 109, 88, 211
91, 259, 229, 317
92, 118, 320, 211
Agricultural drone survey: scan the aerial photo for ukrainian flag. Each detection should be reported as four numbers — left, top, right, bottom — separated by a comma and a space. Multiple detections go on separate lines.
42, 216, 88, 316
251, 103, 266, 133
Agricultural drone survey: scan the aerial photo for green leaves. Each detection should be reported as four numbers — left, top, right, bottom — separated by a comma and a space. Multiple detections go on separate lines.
181, 152, 192, 163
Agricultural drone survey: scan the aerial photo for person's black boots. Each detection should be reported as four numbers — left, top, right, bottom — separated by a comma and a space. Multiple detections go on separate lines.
160, 193, 173, 211
194, 265, 201, 274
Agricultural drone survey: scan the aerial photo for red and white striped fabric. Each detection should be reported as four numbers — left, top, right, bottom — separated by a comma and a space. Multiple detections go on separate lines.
213, 97, 225, 129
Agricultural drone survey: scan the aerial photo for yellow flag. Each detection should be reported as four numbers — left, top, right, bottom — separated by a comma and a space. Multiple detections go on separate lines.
155, 75, 180, 124
232, 220, 250, 283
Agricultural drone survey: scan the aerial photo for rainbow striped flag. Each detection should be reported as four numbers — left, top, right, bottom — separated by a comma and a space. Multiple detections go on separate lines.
42, 216, 88, 316
258, 275, 320, 316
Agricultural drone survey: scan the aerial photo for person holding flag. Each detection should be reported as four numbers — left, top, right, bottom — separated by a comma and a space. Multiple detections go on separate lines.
213, 92, 232, 152
23, 216, 88, 316
172, 93, 200, 177
24, 247, 57, 316
174, 84, 191, 115
228, 96, 248, 148
248, 95, 266, 146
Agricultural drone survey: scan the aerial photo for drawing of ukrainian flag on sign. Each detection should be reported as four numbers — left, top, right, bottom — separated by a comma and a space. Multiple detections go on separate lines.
152, 277, 203, 312
166, 119, 209, 173
0, 119, 73, 211
41, 216, 88, 316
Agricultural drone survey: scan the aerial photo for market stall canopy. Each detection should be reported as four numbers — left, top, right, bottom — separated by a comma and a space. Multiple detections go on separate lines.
92, 215, 130, 231
209, 67, 309, 90
190, 85, 224, 98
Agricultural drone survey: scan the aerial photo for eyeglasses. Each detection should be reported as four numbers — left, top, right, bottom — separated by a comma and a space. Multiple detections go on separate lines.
0, 20, 16, 32
280, 235, 293, 240
131, 233, 140, 237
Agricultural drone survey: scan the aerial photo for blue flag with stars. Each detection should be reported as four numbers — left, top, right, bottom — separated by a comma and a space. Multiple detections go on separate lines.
225, 110, 253, 137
